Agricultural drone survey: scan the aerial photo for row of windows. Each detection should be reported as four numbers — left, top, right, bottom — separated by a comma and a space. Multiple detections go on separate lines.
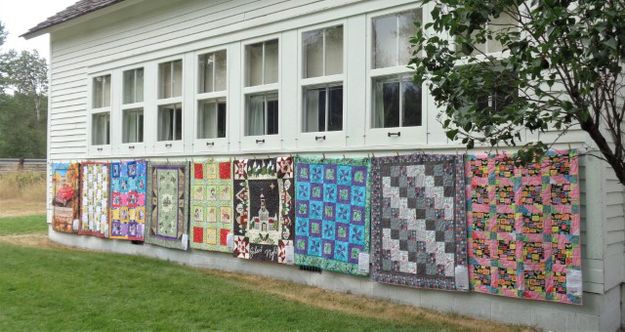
89, 9, 424, 147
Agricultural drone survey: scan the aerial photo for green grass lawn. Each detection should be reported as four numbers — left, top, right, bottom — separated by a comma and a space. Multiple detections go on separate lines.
0, 215, 47, 235
0, 216, 485, 331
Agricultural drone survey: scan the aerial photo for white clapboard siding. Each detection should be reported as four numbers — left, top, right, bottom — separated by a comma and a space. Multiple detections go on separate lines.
603, 163, 625, 291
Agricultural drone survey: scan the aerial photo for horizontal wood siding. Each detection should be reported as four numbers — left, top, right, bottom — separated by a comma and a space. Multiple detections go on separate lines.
604, 163, 625, 291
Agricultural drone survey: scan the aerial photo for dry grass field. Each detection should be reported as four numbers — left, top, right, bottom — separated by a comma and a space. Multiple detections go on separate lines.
0, 171, 46, 217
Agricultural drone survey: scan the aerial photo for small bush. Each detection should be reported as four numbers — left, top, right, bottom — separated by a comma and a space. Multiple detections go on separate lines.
0, 171, 47, 201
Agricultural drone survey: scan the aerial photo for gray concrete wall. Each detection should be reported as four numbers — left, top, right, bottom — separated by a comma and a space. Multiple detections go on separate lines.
49, 226, 618, 332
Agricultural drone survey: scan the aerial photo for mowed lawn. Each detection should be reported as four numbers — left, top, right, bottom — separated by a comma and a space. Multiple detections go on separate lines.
0, 216, 515, 331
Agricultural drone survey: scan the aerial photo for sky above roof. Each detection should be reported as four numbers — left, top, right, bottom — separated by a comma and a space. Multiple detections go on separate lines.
1, 0, 78, 61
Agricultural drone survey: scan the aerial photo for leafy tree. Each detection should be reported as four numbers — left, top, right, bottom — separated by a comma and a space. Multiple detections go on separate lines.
0, 21, 48, 158
411, 0, 625, 185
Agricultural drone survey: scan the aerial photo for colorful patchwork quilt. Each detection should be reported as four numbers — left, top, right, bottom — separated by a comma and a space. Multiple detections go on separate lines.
79, 162, 110, 237
466, 150, 582, 304
294, 157, 371, 276
146, 162, 190, 250
371, 154, 468, 290
190, 160, 233, 252
233, 157, 294, 264
110, 160, 147, 241
51, 162, 80, 234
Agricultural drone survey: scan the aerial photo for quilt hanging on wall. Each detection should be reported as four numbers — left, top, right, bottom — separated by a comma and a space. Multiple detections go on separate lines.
190, 159, 233, 252
467, 150, 582, 305
371, 154, 468, 290
51, 162, 80, 234
110, 160, 147, 241
146, 162, 189, 250
233, 157, 295, 264
79, 162, 110, 237
294, 157, 371, 276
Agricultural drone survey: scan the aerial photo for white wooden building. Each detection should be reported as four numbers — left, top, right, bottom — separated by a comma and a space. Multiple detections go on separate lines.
23, 0, 625, 330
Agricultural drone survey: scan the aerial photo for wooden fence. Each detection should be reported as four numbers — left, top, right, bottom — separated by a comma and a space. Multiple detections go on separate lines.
0, 159, 46, 173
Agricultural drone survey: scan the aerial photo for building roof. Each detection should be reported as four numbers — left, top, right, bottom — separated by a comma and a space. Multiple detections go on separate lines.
21, 0, 127, 39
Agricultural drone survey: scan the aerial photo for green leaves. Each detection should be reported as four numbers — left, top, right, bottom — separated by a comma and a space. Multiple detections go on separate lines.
411, 0, 625, 173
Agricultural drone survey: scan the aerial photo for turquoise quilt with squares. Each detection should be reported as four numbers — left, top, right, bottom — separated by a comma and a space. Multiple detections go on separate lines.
294, 157, 371, 276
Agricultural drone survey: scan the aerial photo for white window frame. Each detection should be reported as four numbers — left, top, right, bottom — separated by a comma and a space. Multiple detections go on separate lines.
88, 72, 113, 156
297, 20, 347, 149
118, 66, 146, 155
155, 56, 185, 153
365, 5, 430, 148
241, 35, 282, 151
193, 46, 229, 154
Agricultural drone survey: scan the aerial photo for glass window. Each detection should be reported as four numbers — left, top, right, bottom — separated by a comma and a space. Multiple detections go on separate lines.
198, 50, 227, 93
303, 26, 343, 78
372, 10, 420, 69
245, 39, 279, 87
373, 75, 422, 128
123, 68, 144, 104
159, 60, 182, 99
92, 75, 111, 108
122, 108, 144, 143
458, 11, 517, 55
158, 103, 182, 141
246, 93, 278, 136
91, 113, 110, 145
198, 99, 226, 139
303, 85, 343, 132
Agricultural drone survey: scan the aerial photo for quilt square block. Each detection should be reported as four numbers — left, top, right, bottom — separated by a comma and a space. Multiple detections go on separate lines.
466, 150, 582, 305
79, 162, 110, 238
110, 160, 147, 241
52, 162, 81, 234
294, 157, 371, 276
233, 157, 294, 264
146, 162, 189, 250
190, 160, 234, 253
371, 154, 467, 290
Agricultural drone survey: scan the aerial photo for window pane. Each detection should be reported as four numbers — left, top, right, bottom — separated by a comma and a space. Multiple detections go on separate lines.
402, 80, 422, 127
91, 113, 110, 145
159, 62, 172, 99
123, 108, 144, 143
266, 94, 279, 135
198, 53, 214, 93
373, 78, 400, 128
303, 30, 323, 78
373, 14, 398, 68
136, 69, 144, 103
325, 26, 343, 75
264, 39, 279, 84
123, 69, 143, 104
246, 94, 265, 136
93, 75, 111, 108
173, 60, 182, 98
398, 10, 419, 66
198, 99, 226, 139
123, 70, 135, 104
303, 87, 325, 132
217, 102, 227, 138
246, 43, 263, 87
328, 86, 343, 131
214, 50, 227, 91
487, 12, 516, 53
158, 103, 182, 141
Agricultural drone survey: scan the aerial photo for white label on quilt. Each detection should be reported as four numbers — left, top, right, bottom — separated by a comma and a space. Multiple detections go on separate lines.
285, 245, 294, 264
358, 252, 370, 274
226, 233, 234, 249
567, 269, 582, 296
454, 265, 469, 290
182, 234, 189, 251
